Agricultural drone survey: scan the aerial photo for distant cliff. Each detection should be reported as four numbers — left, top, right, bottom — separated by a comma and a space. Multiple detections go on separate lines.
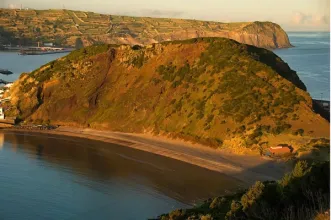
0, 9, 291, 49
7, 38, 328, 152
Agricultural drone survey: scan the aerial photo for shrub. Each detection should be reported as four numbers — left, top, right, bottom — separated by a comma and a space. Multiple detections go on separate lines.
206, 114, 214, 124
293, 128, 304, 136
160, 161, 329, 220
209, 197, 226, 209
292, 160, 310, 178
241, 181, 265, 211
131, 52, 145, 68
169, 209, 184, 219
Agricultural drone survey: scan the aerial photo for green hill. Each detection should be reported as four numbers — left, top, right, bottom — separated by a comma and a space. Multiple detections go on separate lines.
6, 38, 329, 152
0, 9, 291, 49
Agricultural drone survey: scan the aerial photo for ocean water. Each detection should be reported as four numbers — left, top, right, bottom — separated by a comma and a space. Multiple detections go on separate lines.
0, 52, 69, 82
274, 32, 330, 100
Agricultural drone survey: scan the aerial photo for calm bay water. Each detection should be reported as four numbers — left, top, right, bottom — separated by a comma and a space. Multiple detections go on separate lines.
0, 52, 68, 82
0, 132, 243, 219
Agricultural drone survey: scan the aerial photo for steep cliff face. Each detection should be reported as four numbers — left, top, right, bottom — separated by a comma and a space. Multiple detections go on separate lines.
126, 21, 292, 49
228, 22, 292, 49
0, 9, 291, 49
8, 38, 329, 151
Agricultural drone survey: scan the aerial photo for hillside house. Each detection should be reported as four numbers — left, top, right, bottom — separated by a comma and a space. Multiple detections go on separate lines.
269, 144, 292, 156
0, 108, 4, 120
4, 83, 13, 88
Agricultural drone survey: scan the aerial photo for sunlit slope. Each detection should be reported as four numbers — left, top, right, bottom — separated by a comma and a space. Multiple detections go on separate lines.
9, 38, 329, 151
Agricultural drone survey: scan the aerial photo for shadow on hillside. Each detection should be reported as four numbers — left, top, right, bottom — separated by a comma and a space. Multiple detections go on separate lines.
246, 45, 307, 91
0, 26, 34, 46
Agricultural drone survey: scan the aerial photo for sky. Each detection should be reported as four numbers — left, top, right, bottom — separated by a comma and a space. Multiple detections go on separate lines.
1, 0, 330, 31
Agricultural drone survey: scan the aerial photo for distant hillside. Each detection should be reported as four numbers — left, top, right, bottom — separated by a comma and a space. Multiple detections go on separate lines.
6, 38, 329, 152
0, 9, 291, 49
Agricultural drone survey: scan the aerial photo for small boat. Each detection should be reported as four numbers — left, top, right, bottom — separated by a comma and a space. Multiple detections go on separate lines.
0, 69, 13, 75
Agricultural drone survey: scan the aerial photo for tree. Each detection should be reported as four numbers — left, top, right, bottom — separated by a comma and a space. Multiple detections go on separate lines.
75, 37, 84, 49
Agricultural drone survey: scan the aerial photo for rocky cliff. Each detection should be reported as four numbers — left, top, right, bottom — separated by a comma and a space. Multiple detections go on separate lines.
0, 9, 291, 49
7, 38, 329, 152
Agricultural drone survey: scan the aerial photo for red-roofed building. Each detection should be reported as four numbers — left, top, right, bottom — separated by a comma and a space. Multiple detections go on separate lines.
269, 144, 292, 155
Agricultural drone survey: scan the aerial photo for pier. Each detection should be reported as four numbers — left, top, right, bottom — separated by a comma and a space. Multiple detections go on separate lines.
1, 44, 74, 55
19, 47, 74, 55
0, 69, 13, 75
0, 79, 12, 85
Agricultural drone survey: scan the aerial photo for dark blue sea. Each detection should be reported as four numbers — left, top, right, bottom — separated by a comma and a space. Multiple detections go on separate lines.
274, 32, 330, 100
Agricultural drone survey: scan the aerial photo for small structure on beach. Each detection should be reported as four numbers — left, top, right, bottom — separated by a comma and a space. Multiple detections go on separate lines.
269, 144, 292, 156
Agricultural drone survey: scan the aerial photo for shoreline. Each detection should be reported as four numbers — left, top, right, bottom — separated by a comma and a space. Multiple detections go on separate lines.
0, 126, 290, 185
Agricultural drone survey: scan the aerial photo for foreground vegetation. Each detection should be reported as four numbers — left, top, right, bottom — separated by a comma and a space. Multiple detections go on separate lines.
158, 160, 330, 220
0, 9, 291, 49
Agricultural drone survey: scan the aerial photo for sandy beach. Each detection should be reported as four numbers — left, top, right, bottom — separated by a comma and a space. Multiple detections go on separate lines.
0, 126, 290, 185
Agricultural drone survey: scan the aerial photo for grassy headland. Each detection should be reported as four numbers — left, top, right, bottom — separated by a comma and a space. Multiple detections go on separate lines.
4, 37, 329, 155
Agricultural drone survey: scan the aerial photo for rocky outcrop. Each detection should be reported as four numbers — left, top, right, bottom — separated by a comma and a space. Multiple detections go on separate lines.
107, 21, 292, 49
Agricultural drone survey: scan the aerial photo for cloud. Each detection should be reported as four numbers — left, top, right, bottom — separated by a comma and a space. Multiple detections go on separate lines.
139, 9, 184, 18
317, 0, 330, 14
291, 0, 330, 27
313, 14, 330, 25
291, 12, 329, 25
292, 12, 311, 24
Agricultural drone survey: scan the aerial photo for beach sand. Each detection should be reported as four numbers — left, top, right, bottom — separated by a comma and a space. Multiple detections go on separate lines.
1, 126, 291, 185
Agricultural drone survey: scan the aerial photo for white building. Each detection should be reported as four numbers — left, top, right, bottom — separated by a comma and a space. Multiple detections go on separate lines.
4, 83, 13, 88
0, 108, 4, 120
